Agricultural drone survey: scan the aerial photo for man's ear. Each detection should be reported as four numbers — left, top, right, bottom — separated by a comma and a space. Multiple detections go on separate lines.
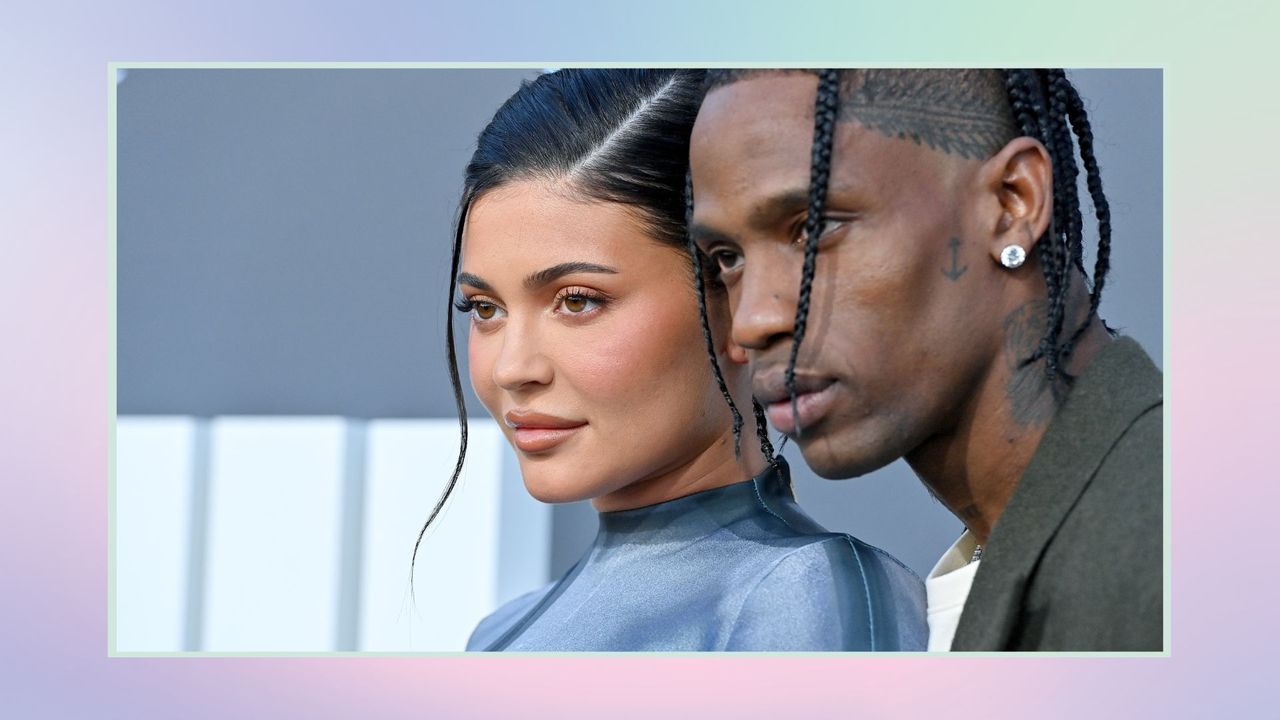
978, 136, 1053, 263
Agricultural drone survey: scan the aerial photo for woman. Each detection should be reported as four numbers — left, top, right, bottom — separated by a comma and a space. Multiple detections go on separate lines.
429, 69, 925, 651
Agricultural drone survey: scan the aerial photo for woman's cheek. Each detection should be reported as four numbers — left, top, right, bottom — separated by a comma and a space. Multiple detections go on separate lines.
467, 331, 501, 416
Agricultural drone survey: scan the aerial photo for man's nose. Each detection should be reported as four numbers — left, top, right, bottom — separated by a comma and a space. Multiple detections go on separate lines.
730, 260, 797, 353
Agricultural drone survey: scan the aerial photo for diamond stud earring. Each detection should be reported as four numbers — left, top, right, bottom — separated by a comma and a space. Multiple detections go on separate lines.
999, 244, 1026, 269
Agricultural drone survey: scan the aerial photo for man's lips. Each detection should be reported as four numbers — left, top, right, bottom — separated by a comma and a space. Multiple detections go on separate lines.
753, 371, 837, 436
752, 370, 835, 406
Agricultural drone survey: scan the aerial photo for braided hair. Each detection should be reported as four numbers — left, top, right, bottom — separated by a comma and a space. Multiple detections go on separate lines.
683, 171, 777, 461
697, 69, 1114, 435
785, 69, 841, 436
999, 69, 1113, 382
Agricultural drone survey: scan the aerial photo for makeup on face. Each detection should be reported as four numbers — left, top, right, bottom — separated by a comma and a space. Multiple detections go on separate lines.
503, 409, 588, 454
457, 180, 742, 508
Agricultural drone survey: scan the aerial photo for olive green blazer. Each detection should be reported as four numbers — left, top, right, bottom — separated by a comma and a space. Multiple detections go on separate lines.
951, 337, 1164, 651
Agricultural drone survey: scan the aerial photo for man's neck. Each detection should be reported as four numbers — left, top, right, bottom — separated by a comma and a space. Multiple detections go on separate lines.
906, 290, 1111, 545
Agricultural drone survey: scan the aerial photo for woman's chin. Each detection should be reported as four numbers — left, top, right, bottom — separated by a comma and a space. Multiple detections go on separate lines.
520, 471, 604, 505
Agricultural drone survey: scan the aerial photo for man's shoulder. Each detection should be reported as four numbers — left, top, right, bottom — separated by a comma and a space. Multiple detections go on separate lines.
1023, 403, 1163, 650
1060, 401, 1162, 554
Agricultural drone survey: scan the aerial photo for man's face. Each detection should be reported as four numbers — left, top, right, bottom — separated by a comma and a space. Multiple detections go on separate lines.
689, 73, 1007, 478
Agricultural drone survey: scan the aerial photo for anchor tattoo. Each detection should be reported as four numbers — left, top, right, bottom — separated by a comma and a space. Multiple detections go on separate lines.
942, 237, 968, 280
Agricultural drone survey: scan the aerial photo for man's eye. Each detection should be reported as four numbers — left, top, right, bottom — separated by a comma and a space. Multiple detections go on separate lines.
798, 218, 846, 245
710, 249, 743, 273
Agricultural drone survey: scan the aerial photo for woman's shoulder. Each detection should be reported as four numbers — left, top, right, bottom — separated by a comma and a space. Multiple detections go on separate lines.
752, 533, 921, 593
465, 582, 557, 651
725, 534, 926, 651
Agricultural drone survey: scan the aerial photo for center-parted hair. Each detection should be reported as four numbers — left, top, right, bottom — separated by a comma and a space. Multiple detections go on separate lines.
417, 69, 773, 578
700, 69, 1114, 424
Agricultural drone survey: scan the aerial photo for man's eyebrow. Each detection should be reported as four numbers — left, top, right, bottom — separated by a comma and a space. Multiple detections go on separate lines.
747, 187, 812, 228
687, 222, 737, 248
524, 262, 618, 291
688, 186, 815, 247
457, 272, 493, 292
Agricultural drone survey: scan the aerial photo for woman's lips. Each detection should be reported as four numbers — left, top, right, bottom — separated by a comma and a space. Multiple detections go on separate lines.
764, 382, 838, 435
504, 410, 587, 454
512, 424, 586, 453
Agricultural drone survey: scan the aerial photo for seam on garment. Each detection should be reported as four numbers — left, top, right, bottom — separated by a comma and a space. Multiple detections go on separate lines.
751, 474, 795, 531
861, 540, 923, 582
721, 537, 843, 650
484, 547, 592, 650
845, 536, 876, 651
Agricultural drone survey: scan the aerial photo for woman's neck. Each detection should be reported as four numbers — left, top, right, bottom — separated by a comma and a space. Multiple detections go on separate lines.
592, 427, 768, 512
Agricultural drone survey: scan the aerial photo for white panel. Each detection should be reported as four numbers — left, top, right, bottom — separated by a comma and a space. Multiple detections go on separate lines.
495, 439, 552, 607
202, 417, 346, 651
115, 416, 195, 652
361, 419, 538, 651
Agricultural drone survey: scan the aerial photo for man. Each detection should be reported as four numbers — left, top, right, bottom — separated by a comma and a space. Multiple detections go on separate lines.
687, 69, 1161, 651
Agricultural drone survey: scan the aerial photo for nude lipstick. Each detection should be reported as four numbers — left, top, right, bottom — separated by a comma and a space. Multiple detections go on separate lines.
504, 409, 587, 454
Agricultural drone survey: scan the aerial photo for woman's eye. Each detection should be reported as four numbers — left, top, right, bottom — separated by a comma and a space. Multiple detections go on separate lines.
560, 293, 602, 314
454, 297, 505, 322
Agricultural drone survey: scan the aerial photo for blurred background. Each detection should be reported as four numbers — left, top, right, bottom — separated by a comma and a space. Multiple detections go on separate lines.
115, 68, 1162, 652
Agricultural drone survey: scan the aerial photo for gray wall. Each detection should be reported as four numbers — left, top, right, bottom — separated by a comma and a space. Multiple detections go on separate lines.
118, 69, 1162, 579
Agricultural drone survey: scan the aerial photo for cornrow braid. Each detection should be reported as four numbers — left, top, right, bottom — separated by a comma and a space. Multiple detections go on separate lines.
1049, 70, 1087, 276
1038, 70, 1077, 381
685, 170, 745, 457
785, 69, 841, 438
996, 69, 1114, 385
752, 399, 776, 461
1059, 78, 1114, 359
1004, 70, 1065, 378
1003, 69, 1043, 140
704, 68, 1115, 446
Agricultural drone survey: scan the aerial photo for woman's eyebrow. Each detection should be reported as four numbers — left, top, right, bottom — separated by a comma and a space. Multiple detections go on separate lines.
457, 272, 493, 292
458, 263, 619, 294
524, 262, 618, 291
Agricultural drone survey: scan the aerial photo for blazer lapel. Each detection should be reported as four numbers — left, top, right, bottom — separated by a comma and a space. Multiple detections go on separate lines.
950, 337, 1162, 650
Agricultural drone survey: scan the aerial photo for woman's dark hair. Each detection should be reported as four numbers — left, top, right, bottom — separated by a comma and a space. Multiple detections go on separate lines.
701, 68, 1114, 422
413, 69, 774, 578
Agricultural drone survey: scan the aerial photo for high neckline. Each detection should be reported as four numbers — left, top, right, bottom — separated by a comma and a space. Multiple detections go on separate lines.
596, 458, 793, 538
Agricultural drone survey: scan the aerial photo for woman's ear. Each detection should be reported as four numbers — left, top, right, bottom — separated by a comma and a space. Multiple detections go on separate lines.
979, 136, 1053, 264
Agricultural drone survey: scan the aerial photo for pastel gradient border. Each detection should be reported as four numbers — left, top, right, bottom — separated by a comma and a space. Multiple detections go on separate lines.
4, 1, 1272, 716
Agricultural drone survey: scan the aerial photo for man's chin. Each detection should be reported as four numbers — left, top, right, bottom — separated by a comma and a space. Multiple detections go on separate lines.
795, 434, 896, 480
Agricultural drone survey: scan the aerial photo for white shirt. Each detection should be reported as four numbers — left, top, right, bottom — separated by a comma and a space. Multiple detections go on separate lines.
925, 530, 981, 651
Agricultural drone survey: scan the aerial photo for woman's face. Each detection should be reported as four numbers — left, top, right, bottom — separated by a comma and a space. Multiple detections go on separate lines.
459, 180, 739, 508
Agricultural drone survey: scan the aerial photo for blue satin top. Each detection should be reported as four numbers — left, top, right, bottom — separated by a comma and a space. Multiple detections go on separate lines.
467, 459, 926, 651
